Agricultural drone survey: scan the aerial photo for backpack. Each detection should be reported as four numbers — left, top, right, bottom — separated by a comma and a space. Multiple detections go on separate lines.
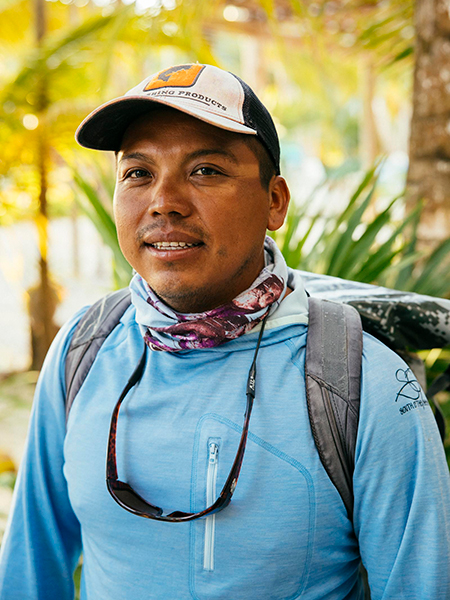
65, 274, 450, 522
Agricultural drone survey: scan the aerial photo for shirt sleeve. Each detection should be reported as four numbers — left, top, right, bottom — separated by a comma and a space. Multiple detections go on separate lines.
0, 309, 88, 600
354, 334, 450, 600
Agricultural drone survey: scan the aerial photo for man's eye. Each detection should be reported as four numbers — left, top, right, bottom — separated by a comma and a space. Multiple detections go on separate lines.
193, 166, 221, 176
126, 169, 150, 179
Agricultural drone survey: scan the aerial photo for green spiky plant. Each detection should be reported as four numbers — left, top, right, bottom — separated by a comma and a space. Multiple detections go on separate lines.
271, 168, 450, 297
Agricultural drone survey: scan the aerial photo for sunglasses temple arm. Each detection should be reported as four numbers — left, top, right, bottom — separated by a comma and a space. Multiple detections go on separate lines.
224, 403, 254, 500
217, 313, 268, 505
106, 347, 147, 481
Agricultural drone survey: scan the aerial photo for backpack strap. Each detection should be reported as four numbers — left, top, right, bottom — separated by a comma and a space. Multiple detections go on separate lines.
65, 288, 132, 420
305, 297, 363, 520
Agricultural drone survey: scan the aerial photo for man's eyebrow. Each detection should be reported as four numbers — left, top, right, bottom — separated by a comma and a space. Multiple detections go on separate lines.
186, 148, 239, 164
118, 148, 239, 165
118, 152, 154, 164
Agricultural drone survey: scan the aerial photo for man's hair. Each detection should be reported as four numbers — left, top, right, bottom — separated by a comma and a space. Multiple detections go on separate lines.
244, 136, 277, 191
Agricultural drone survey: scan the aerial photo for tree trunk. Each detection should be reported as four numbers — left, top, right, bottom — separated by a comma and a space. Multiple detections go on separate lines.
406, 0, 450, 243
28, 0, 60, 370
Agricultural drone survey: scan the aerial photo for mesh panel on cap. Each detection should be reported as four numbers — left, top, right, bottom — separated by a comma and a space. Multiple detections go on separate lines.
231, 74, 280, 175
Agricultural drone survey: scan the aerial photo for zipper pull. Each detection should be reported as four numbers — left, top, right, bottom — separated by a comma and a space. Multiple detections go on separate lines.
208, 442, 218, 464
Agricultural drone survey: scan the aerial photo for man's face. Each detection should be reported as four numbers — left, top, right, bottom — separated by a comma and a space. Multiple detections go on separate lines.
114, 107, 289, 313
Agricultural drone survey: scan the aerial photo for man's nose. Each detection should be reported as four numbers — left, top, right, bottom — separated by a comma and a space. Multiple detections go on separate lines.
147, 173, 191, 218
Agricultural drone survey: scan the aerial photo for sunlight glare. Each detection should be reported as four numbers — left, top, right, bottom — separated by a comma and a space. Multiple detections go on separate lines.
23, 115, 39, 130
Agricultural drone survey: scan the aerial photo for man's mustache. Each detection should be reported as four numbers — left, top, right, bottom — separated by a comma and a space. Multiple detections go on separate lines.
135, 221, 208, 245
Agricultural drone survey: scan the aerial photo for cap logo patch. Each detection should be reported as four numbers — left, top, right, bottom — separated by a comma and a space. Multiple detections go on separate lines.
144, 64, 205, 91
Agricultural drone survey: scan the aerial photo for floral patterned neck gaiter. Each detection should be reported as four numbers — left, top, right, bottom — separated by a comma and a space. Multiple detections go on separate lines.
129, 236, 288, 352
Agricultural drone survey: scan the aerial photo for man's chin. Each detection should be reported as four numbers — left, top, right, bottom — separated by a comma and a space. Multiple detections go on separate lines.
144, 281, 214, 314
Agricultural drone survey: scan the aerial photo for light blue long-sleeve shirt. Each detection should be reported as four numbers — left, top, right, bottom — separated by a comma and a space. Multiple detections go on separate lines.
1, 272, 449, 599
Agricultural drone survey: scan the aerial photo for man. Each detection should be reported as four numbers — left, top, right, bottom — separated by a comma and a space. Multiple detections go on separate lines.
0, 63, 449, 599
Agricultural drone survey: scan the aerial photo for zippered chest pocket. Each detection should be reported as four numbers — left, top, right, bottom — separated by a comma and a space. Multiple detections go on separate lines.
204, 439, 220, 572
189, 415, 315, 600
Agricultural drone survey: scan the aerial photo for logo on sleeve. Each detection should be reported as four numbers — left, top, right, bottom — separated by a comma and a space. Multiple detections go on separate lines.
395, 367, 429, 415
144, 64, 205, 91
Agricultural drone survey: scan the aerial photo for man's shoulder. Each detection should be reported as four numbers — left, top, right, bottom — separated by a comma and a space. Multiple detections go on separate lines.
358, 329, 437, 439
360, 330, 409, 379
361, 329, 398, 361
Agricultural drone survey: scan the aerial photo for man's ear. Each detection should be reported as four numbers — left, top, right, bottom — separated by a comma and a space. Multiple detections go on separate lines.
267, 176, 290, 231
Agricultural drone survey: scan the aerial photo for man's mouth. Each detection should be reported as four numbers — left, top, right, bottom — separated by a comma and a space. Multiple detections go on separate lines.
147, 241, 203, 250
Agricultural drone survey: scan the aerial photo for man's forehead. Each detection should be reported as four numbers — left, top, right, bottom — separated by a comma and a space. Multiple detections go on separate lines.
118, 106, 252, 154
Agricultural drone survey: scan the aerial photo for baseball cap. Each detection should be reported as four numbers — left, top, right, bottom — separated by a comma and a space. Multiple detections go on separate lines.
75, 63, 280, 174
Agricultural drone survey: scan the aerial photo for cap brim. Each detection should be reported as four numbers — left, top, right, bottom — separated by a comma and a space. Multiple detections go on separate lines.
75, 95, 256, 151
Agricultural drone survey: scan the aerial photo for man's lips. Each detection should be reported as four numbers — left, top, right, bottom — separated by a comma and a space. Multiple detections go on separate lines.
141, 231, 204, 247
147, 241, 203, 250
141, 231, 205, 256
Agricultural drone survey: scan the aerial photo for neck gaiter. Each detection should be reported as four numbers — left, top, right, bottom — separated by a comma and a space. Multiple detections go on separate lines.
129, 236, 288, 351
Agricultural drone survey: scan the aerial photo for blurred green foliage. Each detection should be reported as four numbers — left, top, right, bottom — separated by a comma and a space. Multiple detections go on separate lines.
72, 160, 132, 288
272, 167, 450, 297
0, 0, 416, 225
419, 348, 450, 464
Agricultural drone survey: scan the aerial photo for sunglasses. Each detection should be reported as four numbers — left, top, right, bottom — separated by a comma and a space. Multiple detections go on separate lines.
106, 313, 268, 522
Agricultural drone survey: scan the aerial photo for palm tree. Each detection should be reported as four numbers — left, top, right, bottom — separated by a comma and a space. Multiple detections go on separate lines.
27, 0, 59, 370
0, 0, 218, 367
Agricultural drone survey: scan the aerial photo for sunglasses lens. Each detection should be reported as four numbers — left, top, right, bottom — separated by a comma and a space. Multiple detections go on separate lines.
109, 480, 163, 517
